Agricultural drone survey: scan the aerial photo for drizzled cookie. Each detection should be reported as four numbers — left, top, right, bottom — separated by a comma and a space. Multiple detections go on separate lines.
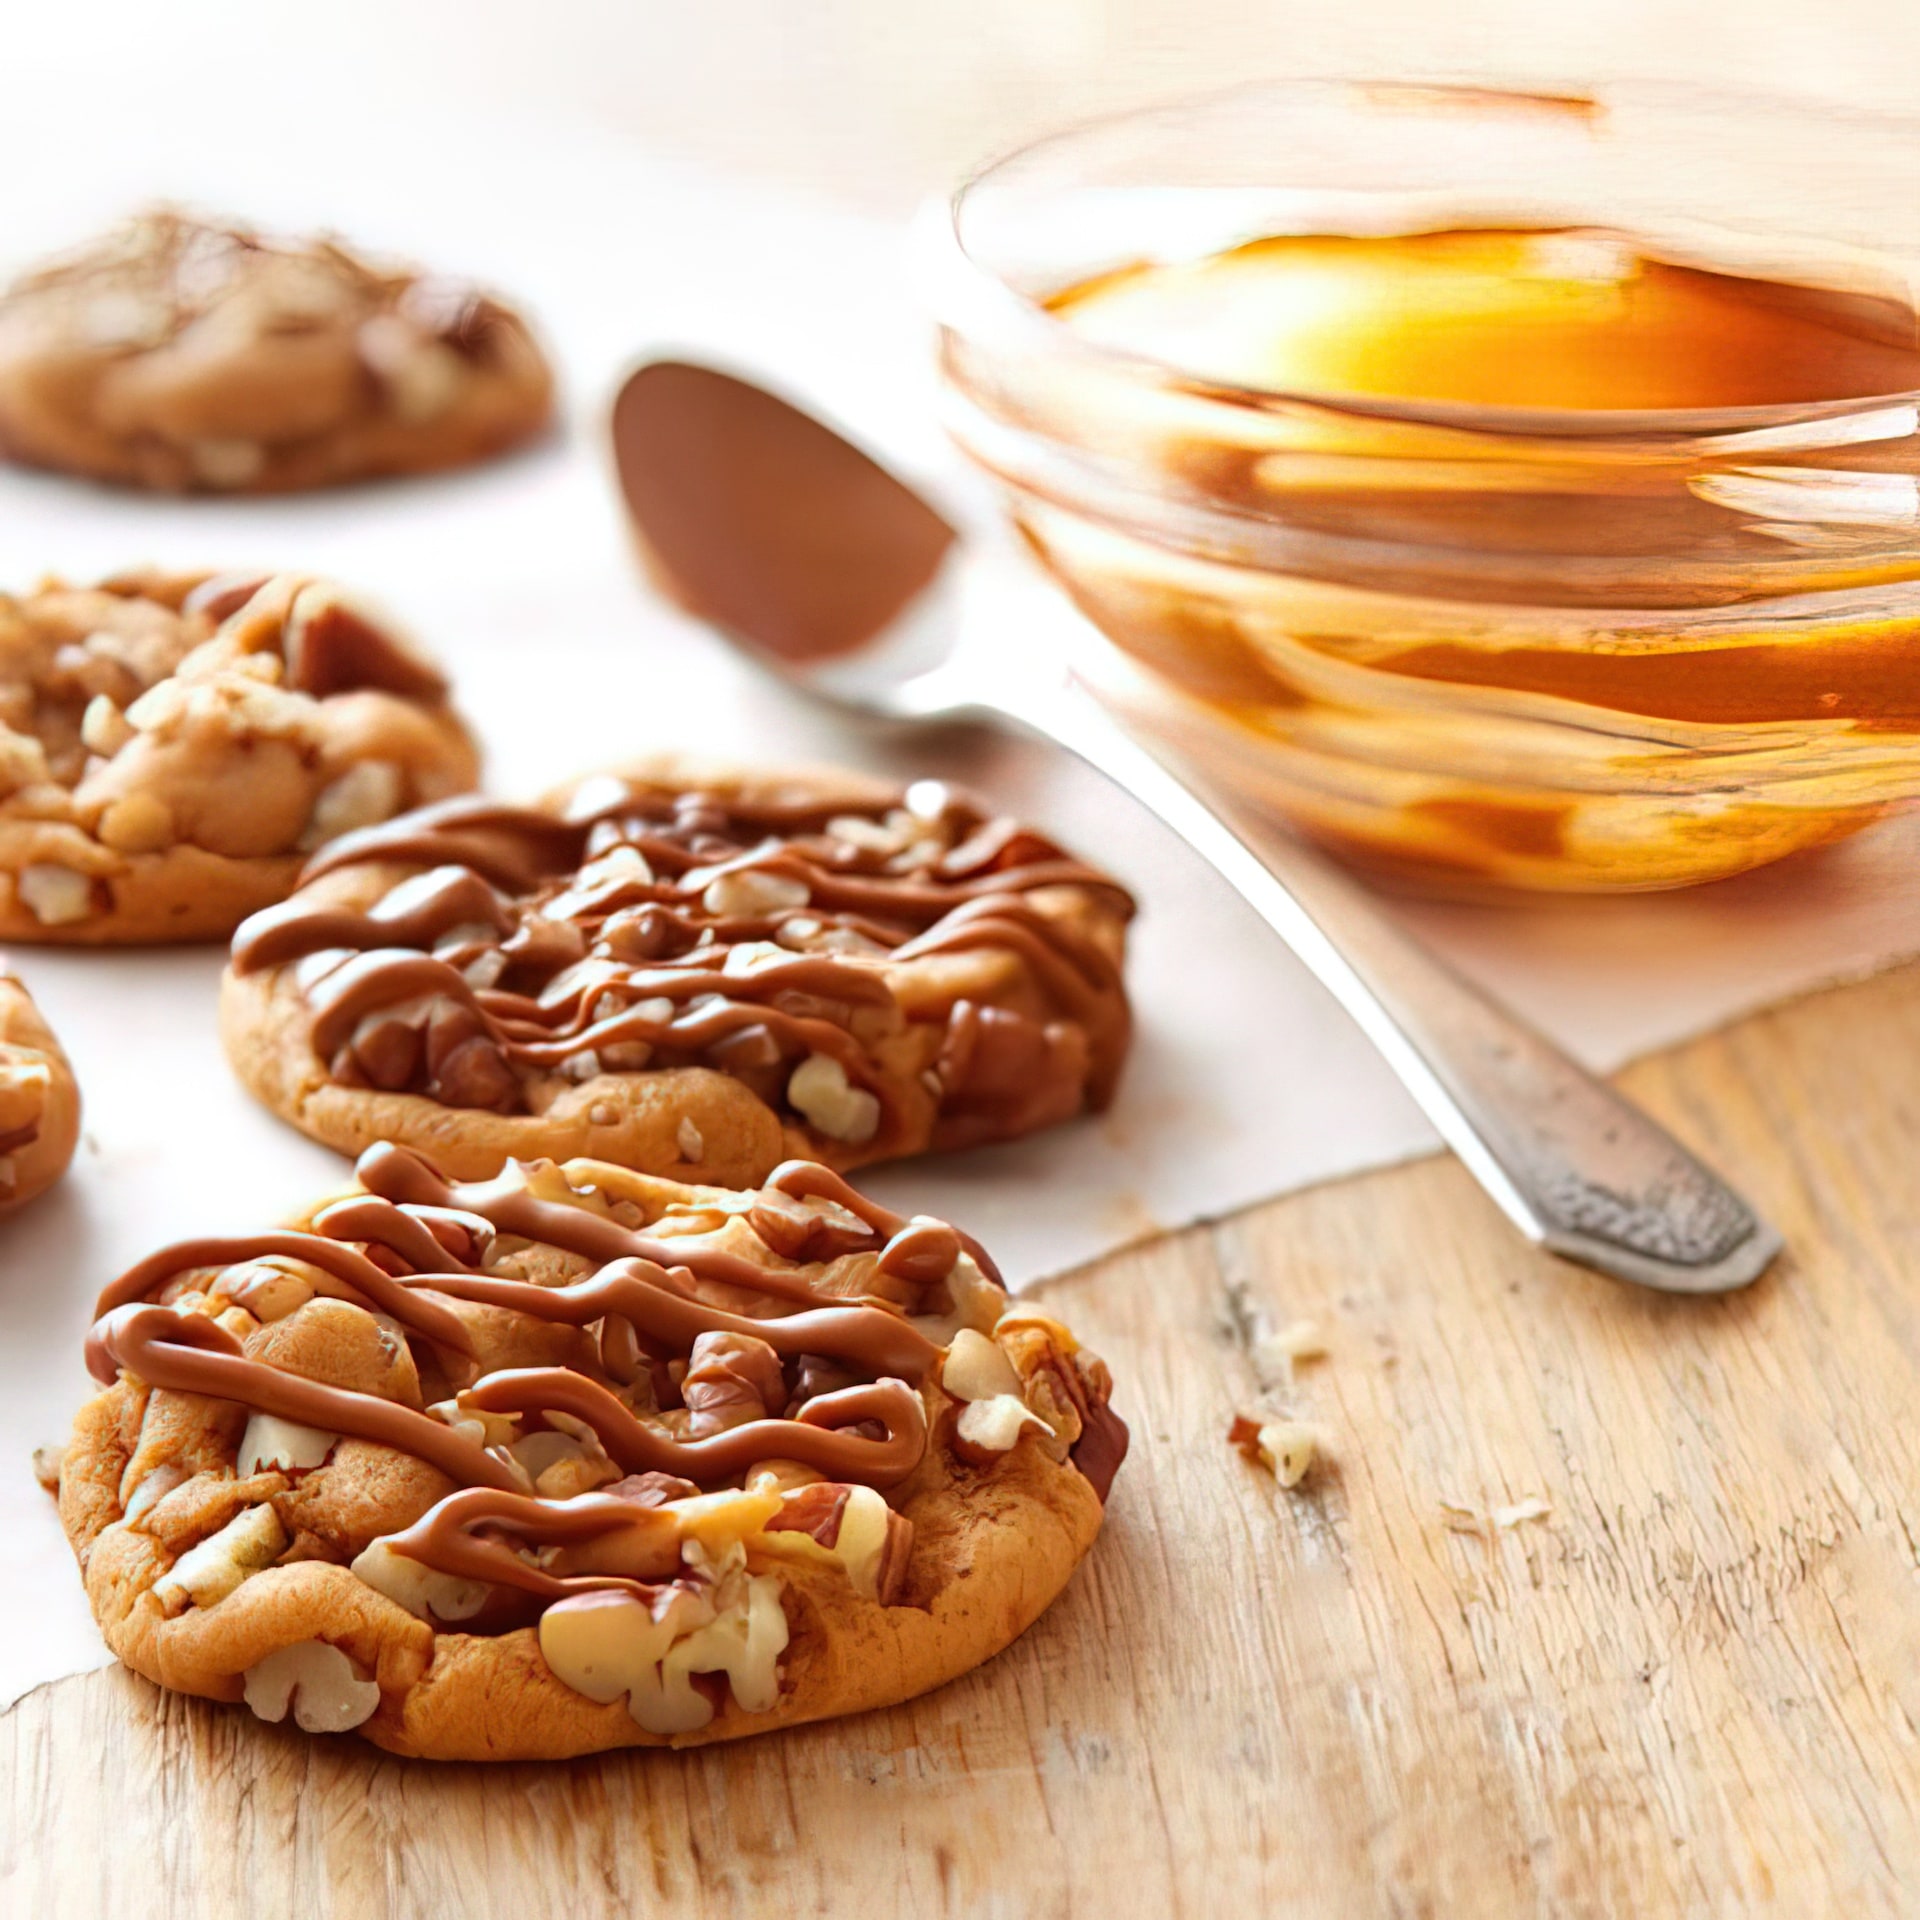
0, 965, 79, 1215
0, 210, 553, 493
57, 1144, 1126, 1756
0, 570, 478, 943
221, 760, 1133, 1183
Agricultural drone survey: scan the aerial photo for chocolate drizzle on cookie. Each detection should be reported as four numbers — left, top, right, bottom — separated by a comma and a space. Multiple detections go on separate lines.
229, 776, 1133, 1159
82, 1145, 1128, 1627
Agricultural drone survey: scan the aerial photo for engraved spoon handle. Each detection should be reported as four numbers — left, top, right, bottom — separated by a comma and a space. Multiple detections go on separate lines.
989, 681, 1781, 1293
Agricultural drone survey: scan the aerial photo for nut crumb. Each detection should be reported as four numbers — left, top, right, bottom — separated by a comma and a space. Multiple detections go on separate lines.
80, 694, 133, 757
702, 867, 809, 918
1441, 1495, 1552, 1536
1256, 1319, 1326, 1371
1494, 1495, 1551, 1530
788, 1052, 880, 1144
676, 1117, 705, 1162
31, 1444, 62, 1493
17, 864, 96, 926
300, 759, 403, 851
1228, 1413, 1317, 1488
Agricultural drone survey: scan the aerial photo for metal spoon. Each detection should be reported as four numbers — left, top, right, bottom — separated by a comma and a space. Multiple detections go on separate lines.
611, 359, 1782, 1295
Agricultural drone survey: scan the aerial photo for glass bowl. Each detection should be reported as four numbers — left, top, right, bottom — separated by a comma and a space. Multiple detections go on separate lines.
926, 80, 1920, 893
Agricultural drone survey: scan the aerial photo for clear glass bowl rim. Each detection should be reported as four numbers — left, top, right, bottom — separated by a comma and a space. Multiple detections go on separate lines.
917, 75, 1920, 447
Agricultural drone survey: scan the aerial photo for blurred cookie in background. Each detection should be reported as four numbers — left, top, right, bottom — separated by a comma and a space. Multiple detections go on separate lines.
0, 210, 554, 492
0, 568, 480, 943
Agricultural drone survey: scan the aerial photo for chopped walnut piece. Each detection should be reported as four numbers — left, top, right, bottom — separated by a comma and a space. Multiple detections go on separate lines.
762, 1480, 851, 1547
349, 1538, 489, 1622
0, 728, 50, 795
237, 1413, 336, 1475
951, 1393, 1048, 1467
153, 1501, 288, 1613
787, 1052, 879, 1145
1228, 1414, 1317, 1489
80, 694, 133, 757
351, 1015, 422, 1091
746, 1192, 876, 1265
17, 864, 96, 925
242, 1641, 381, 1733
422, 1000, 518, 1110
940, 1328, 1022, 1403
300, 760, 403, 849
139, 1474, 285, 1561
604, 1471, 702, 1508
506, 1419, 619, 1499
701, 866, 809, 918
759, 1480, 913, 1603
1256, 1320, 1327, 1372
682, 1332, 786, 1437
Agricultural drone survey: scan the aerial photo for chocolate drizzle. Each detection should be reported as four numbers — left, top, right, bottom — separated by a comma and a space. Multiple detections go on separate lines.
464, 1369, 927, 1487
92, 1230, 475, 1356
398, 1265, 943, 1380
229, 778, 1132, 1155
83, 1143, 1129, 1633
355, 1143, 894, 1306
378, 1487, 683, 1600
86, 1302, 520, 1490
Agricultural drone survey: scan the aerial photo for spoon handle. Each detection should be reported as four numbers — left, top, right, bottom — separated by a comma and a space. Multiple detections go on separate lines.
1006, 685, 1781, 1294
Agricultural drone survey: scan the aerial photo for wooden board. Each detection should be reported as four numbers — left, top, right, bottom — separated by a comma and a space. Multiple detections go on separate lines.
7, 962, 1920, 1918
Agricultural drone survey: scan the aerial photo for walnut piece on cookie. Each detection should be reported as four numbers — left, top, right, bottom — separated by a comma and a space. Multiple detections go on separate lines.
0, 210, 553, 493
0, 964, 79, 1215
0, 569, 479, 943
219, 760, 1134, 1182
58, 1143, 1128, 1757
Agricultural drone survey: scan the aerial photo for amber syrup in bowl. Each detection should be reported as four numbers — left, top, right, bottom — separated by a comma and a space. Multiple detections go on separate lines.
929, 82, 1920, 893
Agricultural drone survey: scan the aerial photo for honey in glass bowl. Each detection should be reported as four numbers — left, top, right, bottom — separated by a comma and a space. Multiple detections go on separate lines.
930, 83, 1920, 893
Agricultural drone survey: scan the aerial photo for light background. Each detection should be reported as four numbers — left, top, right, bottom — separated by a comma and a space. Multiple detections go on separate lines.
16, 0, 1920, 214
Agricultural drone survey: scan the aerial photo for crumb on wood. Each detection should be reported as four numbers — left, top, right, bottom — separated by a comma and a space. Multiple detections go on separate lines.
1494, 1495, 1551, 1530
1228, 1413, 1318, 1488
1255, 1319, 1327, 1372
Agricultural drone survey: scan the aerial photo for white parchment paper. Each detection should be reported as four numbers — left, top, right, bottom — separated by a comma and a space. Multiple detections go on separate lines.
4, 90, 1919, 1710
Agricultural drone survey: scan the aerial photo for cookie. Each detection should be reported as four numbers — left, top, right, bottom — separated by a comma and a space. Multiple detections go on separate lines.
0, 210, 553, 493
0, 569, 479, 943
0, 965, 79, 1215
220, 759, 1133, 1183
58, 1143, 1127, 1756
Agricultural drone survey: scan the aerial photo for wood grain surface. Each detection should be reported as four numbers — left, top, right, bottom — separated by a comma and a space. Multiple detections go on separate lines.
7, 962, 1920, 1918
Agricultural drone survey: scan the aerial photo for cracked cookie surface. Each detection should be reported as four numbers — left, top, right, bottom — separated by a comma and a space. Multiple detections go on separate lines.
0, 210, 553, 493
220, 758, 1133, 1182
58, 1144, 1126, 1757
0, 569, 479, 943
0, 965, 79, 1215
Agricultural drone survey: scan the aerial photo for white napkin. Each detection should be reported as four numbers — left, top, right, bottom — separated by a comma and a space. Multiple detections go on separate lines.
4, 93, 1918, 1712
